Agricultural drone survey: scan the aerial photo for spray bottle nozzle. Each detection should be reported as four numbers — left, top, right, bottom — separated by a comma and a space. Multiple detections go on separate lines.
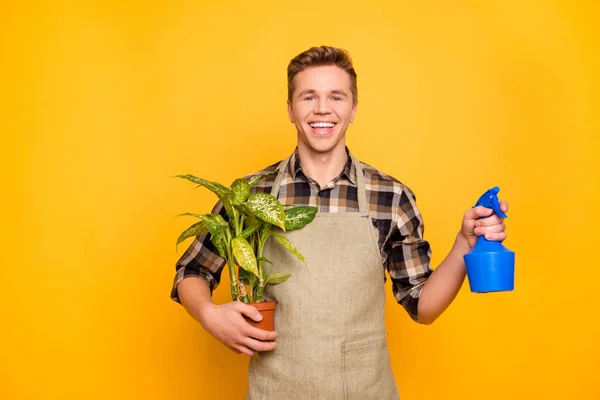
474, 186, 507, 218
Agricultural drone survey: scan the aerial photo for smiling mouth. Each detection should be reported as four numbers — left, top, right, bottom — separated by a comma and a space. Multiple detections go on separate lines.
309, 122, 336, 128
309, 121, 337, 134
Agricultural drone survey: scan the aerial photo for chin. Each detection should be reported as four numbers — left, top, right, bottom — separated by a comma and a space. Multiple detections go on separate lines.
299, 130, 344, 154
307, 142, 340, 154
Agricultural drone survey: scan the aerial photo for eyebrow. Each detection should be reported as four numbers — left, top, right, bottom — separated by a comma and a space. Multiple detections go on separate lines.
297, 89, 349, 99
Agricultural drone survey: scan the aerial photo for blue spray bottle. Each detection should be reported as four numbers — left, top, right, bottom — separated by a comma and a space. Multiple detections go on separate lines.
464, 187, 515, 293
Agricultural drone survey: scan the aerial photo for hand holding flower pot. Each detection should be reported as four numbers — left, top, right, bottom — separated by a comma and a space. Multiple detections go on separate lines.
175, 173, 317, 330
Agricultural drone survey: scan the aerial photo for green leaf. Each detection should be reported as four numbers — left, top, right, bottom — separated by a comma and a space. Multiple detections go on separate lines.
258, 223, 272, 239
247, 171, 277, 187
272, 233, 306, 262
231, 178, 251, 205
243, 193, 286, 230
232, 237, 259, 276
199, 214, 229, 235
218, 194, 236, 221
175, 174, 230, 197
244, 214, 257, 228
256, 256, 273, 265
239, 268, 258, 288
177, 213, 228, 236
240, 223, 262, 239
211, 214, 229, 226
176, 212, 203, 218
266, 273, 291, 285
284, 206, 318, 231
176, 221, 208, 249
210, 231, 228, 258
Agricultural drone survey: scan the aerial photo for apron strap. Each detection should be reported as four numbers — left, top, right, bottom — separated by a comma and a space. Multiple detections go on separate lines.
352, 155, 368, 214
270, 153, 369, 214
270, 155, 291, 198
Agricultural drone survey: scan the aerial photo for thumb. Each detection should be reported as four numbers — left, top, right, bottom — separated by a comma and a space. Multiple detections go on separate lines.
237, 303, 263, 322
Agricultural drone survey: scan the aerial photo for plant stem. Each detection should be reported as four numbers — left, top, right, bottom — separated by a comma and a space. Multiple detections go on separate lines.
224, 230, 239, 302
247, 232, 258, 303
226, 258, 238, 302
231, 210, 250, 303
240, 215, 245, 235
232, 208, 241, 236
255, 234, 267, 302
237, 275, 249, 304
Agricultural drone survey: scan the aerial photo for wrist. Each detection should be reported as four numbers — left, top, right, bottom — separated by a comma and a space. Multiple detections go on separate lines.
197, 300, 216, 327
452, 233, 471, 256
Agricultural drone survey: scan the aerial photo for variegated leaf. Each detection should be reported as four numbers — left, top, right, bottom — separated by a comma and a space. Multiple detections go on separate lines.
247, 171, 277, 187
218, 194, 236, 221
266, 273, 291, 285
232, 237, 259, 277
175, 174, 230, 197
243, 193, 286, 230
272, 233, 306, 263
284, 206, 318, 231
231, 178, 251, 205
198, 214, 228, 236
240, 223, 262, 239
176, 212, 226, 225
210, 231, 228, 258
176, 221, 208, 249
211, 214, 229, 226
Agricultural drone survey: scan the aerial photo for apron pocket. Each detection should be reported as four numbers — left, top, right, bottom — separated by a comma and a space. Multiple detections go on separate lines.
342, 334, 399, 400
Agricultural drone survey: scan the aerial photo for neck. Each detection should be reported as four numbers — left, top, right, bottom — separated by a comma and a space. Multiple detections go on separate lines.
297, 144, 348, 188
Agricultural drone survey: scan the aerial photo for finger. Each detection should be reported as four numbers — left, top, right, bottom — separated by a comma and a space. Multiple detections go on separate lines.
500, 200, 509, 213
465, 206, 493, 220
247, 326, 278, 342
475, 222, 505, 236
236, 345, 255, 357
484, 232, 507, 241
242, 337, 278, 352
476, 215, 504, 227
229, 347, 241, 354
474, 206, 494, 218
236, 302, 262, 322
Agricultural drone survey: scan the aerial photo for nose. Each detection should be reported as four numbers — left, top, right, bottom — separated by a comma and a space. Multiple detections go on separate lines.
314, 97, 331, 114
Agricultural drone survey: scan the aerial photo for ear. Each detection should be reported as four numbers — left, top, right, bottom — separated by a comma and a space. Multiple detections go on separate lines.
287, 99, 294, 123
350, 100, 358, 123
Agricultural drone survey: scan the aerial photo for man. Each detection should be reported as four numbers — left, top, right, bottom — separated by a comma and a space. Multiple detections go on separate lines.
171, 46, 508, 399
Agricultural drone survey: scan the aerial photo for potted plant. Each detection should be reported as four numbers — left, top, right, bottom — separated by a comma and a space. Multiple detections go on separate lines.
174, 172, 317, 330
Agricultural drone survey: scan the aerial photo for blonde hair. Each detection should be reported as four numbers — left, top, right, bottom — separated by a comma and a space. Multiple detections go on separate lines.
287, 46, 357, 103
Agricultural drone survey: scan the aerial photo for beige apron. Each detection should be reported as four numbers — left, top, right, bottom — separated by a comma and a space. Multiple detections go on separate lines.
246, 155, 399, 400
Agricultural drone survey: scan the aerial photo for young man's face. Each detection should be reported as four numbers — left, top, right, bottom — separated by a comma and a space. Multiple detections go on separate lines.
288, 65, 357, 156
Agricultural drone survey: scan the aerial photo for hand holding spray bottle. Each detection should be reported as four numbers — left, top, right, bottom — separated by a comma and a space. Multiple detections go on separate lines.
464, 187, 515, 293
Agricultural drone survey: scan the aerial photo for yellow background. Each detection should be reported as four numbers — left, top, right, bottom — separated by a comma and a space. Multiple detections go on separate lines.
2, 1, 599, 399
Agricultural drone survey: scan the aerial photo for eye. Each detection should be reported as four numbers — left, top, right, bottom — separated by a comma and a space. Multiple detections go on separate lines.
304, 96, 315, 101
331, 96, 342, 101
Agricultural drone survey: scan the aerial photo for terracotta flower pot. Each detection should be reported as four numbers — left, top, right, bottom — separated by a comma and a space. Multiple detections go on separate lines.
244, 300, 277, 331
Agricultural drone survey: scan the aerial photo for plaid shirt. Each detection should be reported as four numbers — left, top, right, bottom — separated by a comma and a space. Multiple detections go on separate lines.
171, 147, 433, 322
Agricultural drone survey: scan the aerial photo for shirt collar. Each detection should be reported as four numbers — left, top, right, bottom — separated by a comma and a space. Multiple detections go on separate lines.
288, 146, 357, 186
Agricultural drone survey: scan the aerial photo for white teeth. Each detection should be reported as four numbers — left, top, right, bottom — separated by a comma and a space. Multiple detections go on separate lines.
310, 122, 335, 128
